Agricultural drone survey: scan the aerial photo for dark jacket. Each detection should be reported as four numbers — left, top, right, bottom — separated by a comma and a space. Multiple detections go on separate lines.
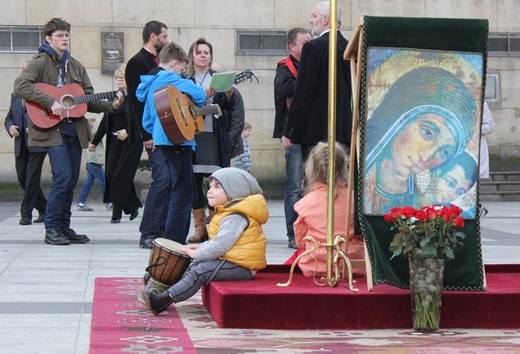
4, 94, 46, 156
224, 87, 245, 158
283, 31, 352, 145
126, 47, 158, 143
92, 99, 142, 207
273, 54, 299, 139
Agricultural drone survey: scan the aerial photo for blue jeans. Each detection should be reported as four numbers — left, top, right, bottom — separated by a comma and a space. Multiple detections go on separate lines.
45, 134, 82, 231
77, 162, 105, 205
139, 148, 171, 239
159, 146, 196, 245
284, 144, 303, 240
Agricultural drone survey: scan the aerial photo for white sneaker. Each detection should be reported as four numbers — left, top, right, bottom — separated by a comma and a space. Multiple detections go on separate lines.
77, 204, 93, 211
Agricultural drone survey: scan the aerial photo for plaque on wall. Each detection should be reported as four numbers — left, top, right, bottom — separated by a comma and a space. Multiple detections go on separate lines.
101, 32, 124, 75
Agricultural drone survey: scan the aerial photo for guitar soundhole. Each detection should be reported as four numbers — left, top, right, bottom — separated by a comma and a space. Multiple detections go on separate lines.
61, 95, 75, 109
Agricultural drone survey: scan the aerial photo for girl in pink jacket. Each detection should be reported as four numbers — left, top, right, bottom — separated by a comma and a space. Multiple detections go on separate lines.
293, 142, 365, 278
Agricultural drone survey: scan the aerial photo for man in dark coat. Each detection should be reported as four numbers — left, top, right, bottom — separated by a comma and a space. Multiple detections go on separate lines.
4, 93, 47, 225
282, 1, 353, 162
126, 20, 170, 249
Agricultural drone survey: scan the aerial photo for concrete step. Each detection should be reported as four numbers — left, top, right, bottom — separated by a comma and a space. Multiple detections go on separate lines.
489, 171, 520, 182
480, 191, 520, 202
480, 181, 520, 192
480, 171, 520, 201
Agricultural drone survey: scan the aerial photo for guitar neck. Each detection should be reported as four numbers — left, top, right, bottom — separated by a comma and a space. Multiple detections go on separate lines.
74, 91, 118, 104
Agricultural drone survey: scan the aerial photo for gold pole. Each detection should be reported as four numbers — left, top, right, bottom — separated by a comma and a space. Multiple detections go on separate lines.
325, 0, 338, 287
278, 1, 358, 291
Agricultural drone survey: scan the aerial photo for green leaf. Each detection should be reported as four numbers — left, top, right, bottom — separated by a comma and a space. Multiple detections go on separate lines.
444, 248, 455, 259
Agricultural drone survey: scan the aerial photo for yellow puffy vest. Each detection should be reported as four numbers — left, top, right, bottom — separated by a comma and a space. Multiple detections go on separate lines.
208, 194, 268, 270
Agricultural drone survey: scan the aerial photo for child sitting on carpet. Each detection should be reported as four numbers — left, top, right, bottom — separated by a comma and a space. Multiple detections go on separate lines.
292, 142, 365, 278
141, 167, 268, 315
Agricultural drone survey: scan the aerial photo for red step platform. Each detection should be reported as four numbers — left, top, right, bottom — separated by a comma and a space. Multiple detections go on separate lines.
201, 264, 520, 329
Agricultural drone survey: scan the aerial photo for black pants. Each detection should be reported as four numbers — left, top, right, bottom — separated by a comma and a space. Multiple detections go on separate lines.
15, 147, 47, 219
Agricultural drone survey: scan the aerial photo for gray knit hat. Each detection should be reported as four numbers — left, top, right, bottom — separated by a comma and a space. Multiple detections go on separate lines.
209, 167, 263, 200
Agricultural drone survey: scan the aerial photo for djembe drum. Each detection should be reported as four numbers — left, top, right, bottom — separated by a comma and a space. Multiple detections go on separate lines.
140, 238, 191, 300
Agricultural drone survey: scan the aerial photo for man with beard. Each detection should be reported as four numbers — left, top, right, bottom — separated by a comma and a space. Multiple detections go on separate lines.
282, 2, 353, 162
126, 20, 170, 249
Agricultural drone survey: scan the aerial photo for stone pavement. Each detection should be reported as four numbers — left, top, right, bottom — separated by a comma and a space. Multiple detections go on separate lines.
0, 200, 518, 353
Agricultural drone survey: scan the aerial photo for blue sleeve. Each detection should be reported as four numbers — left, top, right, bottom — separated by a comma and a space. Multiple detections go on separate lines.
175, 79, 206, 106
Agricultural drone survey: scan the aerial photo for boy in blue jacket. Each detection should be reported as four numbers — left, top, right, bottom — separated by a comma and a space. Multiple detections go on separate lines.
136, 42, 214, 244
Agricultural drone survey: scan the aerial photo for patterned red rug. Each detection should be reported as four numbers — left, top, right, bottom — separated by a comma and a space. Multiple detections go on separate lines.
90, 277, 196, 353
91, 277, 520, 353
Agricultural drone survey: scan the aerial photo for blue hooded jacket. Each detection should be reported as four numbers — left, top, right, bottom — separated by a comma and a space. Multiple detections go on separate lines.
136, 69, 206, 147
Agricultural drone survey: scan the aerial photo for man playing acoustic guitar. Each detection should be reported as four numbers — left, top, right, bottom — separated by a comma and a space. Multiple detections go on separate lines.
136, 42, 215, 246
13, 18, 124, 246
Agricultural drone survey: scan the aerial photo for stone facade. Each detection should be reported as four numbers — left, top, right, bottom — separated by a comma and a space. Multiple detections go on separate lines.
1, 0, 519, 185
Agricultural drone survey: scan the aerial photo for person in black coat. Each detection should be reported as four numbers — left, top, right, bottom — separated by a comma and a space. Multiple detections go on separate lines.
4, 93, 47, 225
282, 1, 353, 162
90, 65, 142, 223
125, 20, 170, 249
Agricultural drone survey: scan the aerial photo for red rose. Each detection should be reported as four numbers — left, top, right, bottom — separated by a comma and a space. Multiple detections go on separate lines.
425, 206, 440, 219
440, 207, 452, 222
449, 204, 463, 218
401, 206, 416, 219
453, 217, 465, 228
384, 207, 403, 222
414, 209, 428, 222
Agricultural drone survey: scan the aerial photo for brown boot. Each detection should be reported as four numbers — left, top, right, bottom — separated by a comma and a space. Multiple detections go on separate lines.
187, 208, 209, 243
206, 208, 215, 224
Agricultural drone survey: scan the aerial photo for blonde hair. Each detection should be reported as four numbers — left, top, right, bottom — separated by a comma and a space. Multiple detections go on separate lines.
304, 141, 349, 196
114, 64, 126, 79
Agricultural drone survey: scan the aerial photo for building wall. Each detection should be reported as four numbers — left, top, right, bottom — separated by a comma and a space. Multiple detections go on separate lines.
1, 0, 519, 184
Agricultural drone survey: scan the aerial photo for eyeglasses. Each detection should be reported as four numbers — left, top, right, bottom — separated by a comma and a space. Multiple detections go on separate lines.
52, 33, 70, 39
310, 13, 324, 19
116, 76, 125, 80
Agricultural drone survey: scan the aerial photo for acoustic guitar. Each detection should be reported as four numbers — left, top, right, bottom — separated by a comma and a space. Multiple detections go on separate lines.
26, 83, 124, 129
153, 69, 258, 145
154, 85, 222, 145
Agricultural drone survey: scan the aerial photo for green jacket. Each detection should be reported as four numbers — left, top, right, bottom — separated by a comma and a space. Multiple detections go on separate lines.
13, 52, 114, 148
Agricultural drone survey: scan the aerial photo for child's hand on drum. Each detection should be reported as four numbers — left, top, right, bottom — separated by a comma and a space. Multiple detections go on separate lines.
182, 244, 200, 259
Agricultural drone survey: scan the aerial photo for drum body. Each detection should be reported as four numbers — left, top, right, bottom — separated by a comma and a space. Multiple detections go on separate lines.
146, 238, 191, 286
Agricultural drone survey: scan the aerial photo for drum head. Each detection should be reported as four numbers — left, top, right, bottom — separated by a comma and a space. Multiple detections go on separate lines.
154, 238, 188, 256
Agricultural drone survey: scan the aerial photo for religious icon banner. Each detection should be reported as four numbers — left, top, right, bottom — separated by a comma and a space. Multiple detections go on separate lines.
357, 16, 488, 290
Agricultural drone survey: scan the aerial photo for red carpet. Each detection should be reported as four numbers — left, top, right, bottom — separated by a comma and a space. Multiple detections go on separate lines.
202, 264, 520, 330
90, 277, 196, 353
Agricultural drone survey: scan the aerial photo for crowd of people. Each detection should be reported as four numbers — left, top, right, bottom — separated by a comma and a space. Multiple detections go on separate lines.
3, 1, 492, 312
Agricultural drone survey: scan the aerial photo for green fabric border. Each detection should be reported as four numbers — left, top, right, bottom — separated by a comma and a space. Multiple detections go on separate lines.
357, 16, 488, 290
364, 16, 489, 54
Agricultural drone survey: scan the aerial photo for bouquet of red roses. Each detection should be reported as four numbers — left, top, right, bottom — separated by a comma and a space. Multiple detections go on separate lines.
385, 204, 466, 260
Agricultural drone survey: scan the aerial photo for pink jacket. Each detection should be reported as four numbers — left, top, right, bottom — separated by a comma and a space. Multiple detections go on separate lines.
294, 183, 365, 278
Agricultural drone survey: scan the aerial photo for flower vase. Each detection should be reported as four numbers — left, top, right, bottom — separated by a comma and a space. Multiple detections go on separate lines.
409, 257, 445, 332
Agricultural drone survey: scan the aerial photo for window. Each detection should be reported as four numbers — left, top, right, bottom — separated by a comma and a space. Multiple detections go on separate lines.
488, 33, 520, 57
236, 31, 287, 55
485, 73, 499, 102
0, 26, 43, 53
